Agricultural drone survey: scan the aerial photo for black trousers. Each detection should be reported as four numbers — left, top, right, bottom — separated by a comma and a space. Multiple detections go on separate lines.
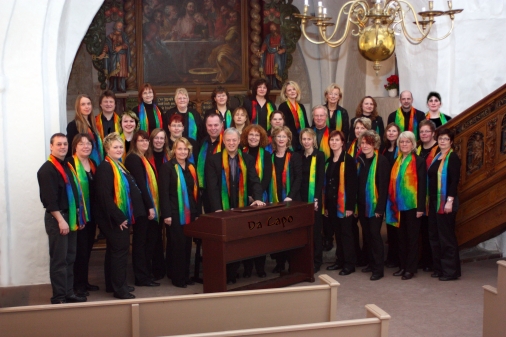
243, 256, 267, 275
132, 216, 158, 284
167, 223, 192, 286
352, 216, 368, 264
322, 213, 334, 247
358, 211, 384, 275
73, 221, 97, 292
151, 220, 166, 279
428, 199, 461, 278
45, 212, 77, 302
328, 207, 356, 269
385, 223, 399, 265
99, 222, 130, 295
397, 209, 421, 274
419, 215, 433, 268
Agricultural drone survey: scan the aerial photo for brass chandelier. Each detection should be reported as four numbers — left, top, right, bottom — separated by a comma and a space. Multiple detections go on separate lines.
294, 0, 463, 74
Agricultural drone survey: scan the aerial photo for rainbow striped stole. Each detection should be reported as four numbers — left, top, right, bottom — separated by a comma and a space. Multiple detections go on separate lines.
139, 103, 163, 134
395, 107, 419, 139
430, 149, 452, 214
95, 112, 120, 140
221, 149, 248, 210
174, 162, 198, 225
244, 146, 268, 202
69, 156, 96, 225
218, 109, 232, 129
417, 144, 439, 169
337, 157, 347, 218
386, 153, 418, 227
187, 112, 197, 141
307, 154, 317, 202
88, 128, 104, 164
197, 134, 223, 188
326, 108, 343, 131
48, 155, 79, 231
269, 151, 291, 203
316, 126, 331, 160
425, 112, 448, 126
358, 150, 379, 217
287, 100, 306, 131
105, 156, 135, 224
251, 101, 275, 131
140, 156, 159, 221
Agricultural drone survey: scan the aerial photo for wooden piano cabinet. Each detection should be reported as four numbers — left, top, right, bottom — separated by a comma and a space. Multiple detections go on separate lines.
184, 202, 315, 293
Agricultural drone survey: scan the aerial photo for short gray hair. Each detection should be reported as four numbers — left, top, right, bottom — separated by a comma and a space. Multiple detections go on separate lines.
312, 104, 328, 116
353, 117, 372, 130
397, 131, 417, 152
223, 127, 241, 139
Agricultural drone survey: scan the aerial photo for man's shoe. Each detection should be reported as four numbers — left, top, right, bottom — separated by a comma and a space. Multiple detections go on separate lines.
114, 292, 135, 300
326, 262, 343, 271
66, 294, 87, 303
370, 273, 384, 281
51, 299, 67, 304
385, 261, 399, 268
135, 281, 160, 287
439, 276, 458, 281
423, 267, 433, 272
257, 271, 267, 278
402, 272, 414, 280
86, 283, 100, 291
75, 290, 89, 297
393, 269, 405, 276
431, 272, 442, 278
361, 266, 373, 273
339, 268, 355, 276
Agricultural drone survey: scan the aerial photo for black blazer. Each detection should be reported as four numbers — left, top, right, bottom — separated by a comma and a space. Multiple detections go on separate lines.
299, 150, 325, 203
158, 158, 201, 225
356, 152, 390, 215
271, 150, 302, 201
325, 151, 358, 211
65, 120, 101, 159
428, 151, 460, 199
164, 107, 203, 142
278, 101, 309, 151
124, 153, 155, 212
206, 151, 263, 211
243, 97, 277, 130
244, 147, 272, 195
349, 115, 384, 142
323, 103, 350, 141
387, 108, 426, 137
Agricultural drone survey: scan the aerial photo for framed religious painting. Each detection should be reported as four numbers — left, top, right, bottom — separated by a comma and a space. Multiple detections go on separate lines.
136, 0, 249, 91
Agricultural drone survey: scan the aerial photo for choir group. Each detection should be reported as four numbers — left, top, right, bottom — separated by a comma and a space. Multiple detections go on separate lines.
37, 79, 462, 304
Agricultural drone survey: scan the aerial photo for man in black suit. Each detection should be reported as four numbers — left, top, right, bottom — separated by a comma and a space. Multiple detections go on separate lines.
387, 90, 426, 140
206, 127, 265, 283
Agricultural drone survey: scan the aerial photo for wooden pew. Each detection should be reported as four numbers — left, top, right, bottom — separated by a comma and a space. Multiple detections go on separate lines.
0, 274, 338, 337
167, 304, 391, 337
483, 260, 506, 337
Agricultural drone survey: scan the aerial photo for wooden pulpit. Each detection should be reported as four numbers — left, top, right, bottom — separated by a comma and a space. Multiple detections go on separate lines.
184, 201, 315, 293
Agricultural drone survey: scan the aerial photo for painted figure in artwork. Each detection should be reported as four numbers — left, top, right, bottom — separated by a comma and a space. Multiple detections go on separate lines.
257, 23, 286, 90
98, 21, 130, 93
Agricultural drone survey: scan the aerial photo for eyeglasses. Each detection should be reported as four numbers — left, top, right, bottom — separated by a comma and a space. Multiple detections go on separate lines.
399, 140, 412, 144
438, 137, 451, 142
276, 135, 288, 139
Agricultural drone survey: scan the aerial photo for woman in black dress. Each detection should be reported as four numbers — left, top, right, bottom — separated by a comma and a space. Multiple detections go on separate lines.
159, 137, 201, 288
205, 86, 233, 129
324, 130, 357, 275
133, 83, 164, 136
323, 83, 349, 140
119, 111, 140, 159
164, 87, 202, 142
269, 126, 302, 272
425, 92, 451, 128
124, 131, 160, 288
277, 81, 309, 151
349, 96, 384, 142
95, 132, 145, 299
244, 78, 277, 131
427, 128, 461, 281
68, 133, 99, 297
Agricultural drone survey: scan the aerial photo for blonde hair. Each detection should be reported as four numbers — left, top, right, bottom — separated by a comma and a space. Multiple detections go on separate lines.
174, 87, 189, 99
103, 132, 124, 152
280, 81, 301, 101
324, 83, 343, 102
119, 111, 140, 134
397, 131, 417, 153
353, 117, 372, 130
271, 126, 293, 152
300, 128, 317, 148
171, 137, 193, 158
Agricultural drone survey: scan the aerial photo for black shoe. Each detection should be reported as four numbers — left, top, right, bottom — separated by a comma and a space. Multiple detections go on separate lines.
66, 294, 87, 303
431, 272, 442, 278
257, 271, 267, 278
172, 282, 187, 288
439, 276, 458, 281
385, 261, 399, 268
339, 268, 355, 276
423, 267, 433, 272
135, 281, 160, 287
185, 278, 195, 286
370, 273, 384, 281
152, 275, 165, 281
243, 271, 252, 278
393, 269, 405, 276
114, 292, 135, 300
361, 266, 373, 273
272, 264, 285, 273
75, 290, 89, 297
128, 286, 135, 292
326, 262, 343, 271
402, 272, 414, 280
356, 260, 368, 267
86, 283, 100, 291
227, 279, 237, 285
51, 299, 67, 304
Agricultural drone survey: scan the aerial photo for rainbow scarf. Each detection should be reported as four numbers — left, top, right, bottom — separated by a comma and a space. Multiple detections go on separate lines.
337, 157, 347, 218
327, 108, 343, 131
307, 154, 317, 202
426, 112, 448, 126
430, 149, 453, 214
386, 153, 418, 227
316, 126, 331, 160
88, 128, 104, 164
140, 156, 159, 221
139, 103, 163, 134
48, 155, 79, 231
382, 145, 399, 159
417, 144, 439, 169
218, 109, 232, 129
197, 134, 223, 188
69, 155, 96, 225
95, 112, 120, 140
174, 162, 198, 225
358, 151, 379, 217
244, 147, 268, 201
105, 156, 135, 224
186, 112, 198, 141
269, 152, 291, 202
265, 137, 273, 154
221, 149, 248, 210
395, 107, 419, 139
287, 100, 306, 131
251, 100, 275, 131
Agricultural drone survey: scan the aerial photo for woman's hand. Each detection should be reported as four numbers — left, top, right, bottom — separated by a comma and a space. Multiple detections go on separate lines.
283, 197, 292, 202
375, 213, 382, 218
148, 208, 155, 220
324, 209, 328, 217
58, 219, 70, 235
444, 201, 453, 214
164, 217, 172, 226
251, 200, 266, 206
119, 220, 128, 230
346, 210, 353, 217
416, 212, 424, 218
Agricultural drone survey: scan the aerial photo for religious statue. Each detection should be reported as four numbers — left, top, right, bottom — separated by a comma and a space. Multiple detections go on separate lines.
98, 21, 131, 93
256, 23, 286, 90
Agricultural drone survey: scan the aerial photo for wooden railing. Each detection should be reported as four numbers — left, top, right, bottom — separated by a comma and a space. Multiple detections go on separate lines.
443, 83, 506, 248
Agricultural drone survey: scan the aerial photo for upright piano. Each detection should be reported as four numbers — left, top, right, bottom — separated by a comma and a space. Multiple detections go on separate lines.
184, 201, 315, 293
